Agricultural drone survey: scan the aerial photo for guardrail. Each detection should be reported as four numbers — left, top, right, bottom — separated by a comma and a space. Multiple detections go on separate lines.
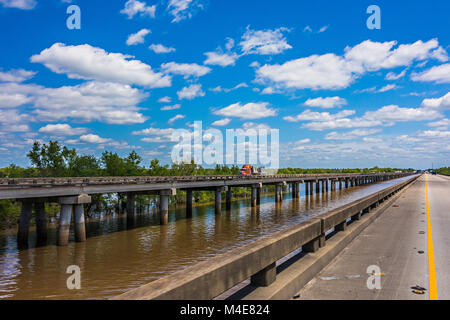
0, 172, 410, 187
113, 174, 420, 300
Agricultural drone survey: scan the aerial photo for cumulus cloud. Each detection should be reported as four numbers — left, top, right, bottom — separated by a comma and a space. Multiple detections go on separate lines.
31, 43, 171, 88
325, 128, 381, 140
0, 69, 36, 82
158, 96, 171, 103
168, 114, 185, 124
177, 84, 205, 100
0, 0, 36, 9
363, 104, 442, 122
283, 109, 355, 122
0, 81, 149, 124
213, 102, 277, 120
161, 62, 211, 78
160, 104, 181, 111
204, 51, 239, 67
126, 29, 151, 45
411, 63, 450, 84
239, 26, 292, 55
418, 130, 450, 138
211, 118, 231, 126
385, 68, 407, 80
0, 92, 32, 108
304, 96, 347, 109
421, 92, 450, 110
39, 124, 88, 136
167, 0, 203, 23
149, 43, 176, 53
256, 39, 447, 91
120, 0, 156, 19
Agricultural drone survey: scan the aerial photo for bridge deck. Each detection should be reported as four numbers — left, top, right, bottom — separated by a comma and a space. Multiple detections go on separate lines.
296, 174, 450, 300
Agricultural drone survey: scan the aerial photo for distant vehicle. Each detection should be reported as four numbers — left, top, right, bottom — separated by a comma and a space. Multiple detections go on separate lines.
431, 170, 437, 175
239, 164, 268, 176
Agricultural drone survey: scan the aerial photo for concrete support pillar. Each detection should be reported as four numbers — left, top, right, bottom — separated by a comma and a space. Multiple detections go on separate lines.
339, 179, 342, 189
325, 179, 329, 192
345, 179, 349, 188
315, 180, 320, 194
275, 183, 283, 202
34, 202, 47, 245
17, 201, 32, 247
73, 204, 86, 242
126, 193, 135, 216
58, 204, 72, 246
160, 194, 169, 225
186, 189, 192, 217
215, 188, 222, 214
331, 179, 336, 191
256, 187, 261, 206
321, 180, 326, 193
305, 181, 309, 195
57, 194, 91, 246
309, 181, 314, 195
251, 187, 257, 207
226, 189, 232, 211
251, 262, 276, 287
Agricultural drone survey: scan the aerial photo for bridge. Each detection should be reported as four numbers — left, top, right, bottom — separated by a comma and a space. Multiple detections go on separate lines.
0, 172, 410, 248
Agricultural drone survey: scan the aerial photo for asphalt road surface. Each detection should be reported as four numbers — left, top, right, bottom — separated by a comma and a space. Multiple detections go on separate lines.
297, 174, 450, 300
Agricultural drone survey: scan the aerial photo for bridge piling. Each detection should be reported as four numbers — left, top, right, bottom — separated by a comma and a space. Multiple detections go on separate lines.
226, 189, 232, 211
17, 201, 32, 248
215, 187, 222, 214
73, 204, 86, 242
275, 183, 283, 202
186, 190, 192, 217
126, 193, 135, 225
305, 181, 309, 195
58, 204, 72, 246
256, 187, 261, 205
315, 180, 320, 194
160, 194, 169, 225
34, 201, 47, 245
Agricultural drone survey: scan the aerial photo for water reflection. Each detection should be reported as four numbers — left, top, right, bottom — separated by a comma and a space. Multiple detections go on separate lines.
0, 176, 415, 299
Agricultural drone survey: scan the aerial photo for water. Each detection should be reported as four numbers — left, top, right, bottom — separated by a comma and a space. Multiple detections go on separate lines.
0, 176, 415, 299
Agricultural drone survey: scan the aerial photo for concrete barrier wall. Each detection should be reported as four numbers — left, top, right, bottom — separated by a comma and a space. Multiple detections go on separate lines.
113, 175, 419, 300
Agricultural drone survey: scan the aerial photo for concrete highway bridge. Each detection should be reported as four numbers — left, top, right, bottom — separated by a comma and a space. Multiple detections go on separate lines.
107, 173, 450, 301
0, 172, 410, 248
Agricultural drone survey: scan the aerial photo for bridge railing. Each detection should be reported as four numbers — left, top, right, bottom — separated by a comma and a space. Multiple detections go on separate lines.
112, 174, 419, 300
0, 172, 411, 187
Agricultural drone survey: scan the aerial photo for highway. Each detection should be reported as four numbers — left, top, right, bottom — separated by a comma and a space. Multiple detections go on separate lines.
297, 174, 450, 300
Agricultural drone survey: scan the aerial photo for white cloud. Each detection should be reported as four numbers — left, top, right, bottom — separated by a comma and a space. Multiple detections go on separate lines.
79, 134, 112, 144
149, 43, 176, 53
377, 84, 399, 92
161, 62, 211, 78
421, 92, 450, 110
0, 108, 30, 132
325, 128, 381, 140
204, 51, 239, 67
158, 96, 171, 103
0, 69, 36, 82
363, 104, 442, 122
210, 83, 248, 93
0, 92, 32, 108
385, 68, 407, 80
304, 96, 347, 109
242, 122, 271, 130
0, 0, 36, 9
211, 118, 231, 126
31, 43, 171, 88
177, 84, 205, 100
120, 0, 156, 19
418, 130, 450, 138
0, 81, 149, 124
284, 109, 355, 122
167, 0, 203, 23
213, 102, 277, 120
411, 63, 450, 84
168, 114, 185, 124
126, 29, 151, 45
256, 39, 447, 91
160, 103, 181, 111
428, 118, 450, 129
132, 127, 174, 136
301, 118, 383, 131
239, 26, 292, 55
318, 25, 329, 33
39, 124, 88, 136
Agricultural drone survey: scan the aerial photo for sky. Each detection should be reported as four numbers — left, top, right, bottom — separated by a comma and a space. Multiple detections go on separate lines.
0, 0, 449, 169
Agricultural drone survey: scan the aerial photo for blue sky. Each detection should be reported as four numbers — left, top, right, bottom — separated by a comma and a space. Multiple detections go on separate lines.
0, 0, 449, 169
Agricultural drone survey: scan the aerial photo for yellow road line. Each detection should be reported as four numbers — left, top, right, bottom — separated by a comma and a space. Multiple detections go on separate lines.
425, 174, 438, 300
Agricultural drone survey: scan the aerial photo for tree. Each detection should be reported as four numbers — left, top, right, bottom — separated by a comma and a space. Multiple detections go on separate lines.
101, 151, 126, 176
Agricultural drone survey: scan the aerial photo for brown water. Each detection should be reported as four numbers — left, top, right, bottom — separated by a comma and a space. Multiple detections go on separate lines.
0, 176, 415, 299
